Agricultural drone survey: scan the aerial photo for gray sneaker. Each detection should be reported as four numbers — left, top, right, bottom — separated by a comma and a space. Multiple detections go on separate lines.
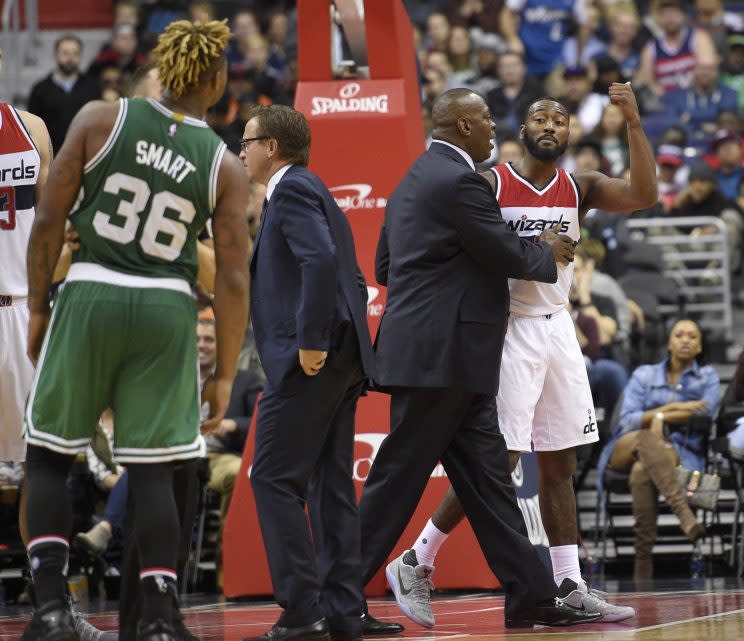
72, 609, 118, 641
384, 550, 435, 628
558, 579, 635, 623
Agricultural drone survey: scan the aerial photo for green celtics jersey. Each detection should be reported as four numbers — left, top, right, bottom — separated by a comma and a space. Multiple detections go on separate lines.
71, 98, 226, 285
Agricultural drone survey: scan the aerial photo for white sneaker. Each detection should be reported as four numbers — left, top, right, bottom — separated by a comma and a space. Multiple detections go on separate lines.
559, 579, 635, 623
385, 550, 435, 628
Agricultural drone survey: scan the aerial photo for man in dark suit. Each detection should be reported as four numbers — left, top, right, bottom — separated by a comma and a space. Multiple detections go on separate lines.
238, 105, 401, 641
358, 89, 600, 628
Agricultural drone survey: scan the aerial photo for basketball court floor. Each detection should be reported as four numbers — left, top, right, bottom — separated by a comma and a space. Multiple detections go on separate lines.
2, 580, 744, 641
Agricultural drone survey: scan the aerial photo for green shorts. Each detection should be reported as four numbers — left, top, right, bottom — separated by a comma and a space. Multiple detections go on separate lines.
24, 280, 204, 463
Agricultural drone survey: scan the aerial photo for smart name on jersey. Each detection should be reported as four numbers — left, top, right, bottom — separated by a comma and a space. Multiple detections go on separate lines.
134, 140, 197, 184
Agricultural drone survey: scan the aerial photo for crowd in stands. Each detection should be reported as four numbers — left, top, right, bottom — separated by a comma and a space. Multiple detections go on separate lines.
2, 0, 744, 594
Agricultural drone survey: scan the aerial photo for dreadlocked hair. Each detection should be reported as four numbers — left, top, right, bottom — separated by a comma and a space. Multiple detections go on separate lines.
153, 19, 231, 99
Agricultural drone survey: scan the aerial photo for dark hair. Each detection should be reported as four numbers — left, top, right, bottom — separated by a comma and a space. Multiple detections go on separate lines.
55, 34, 82, 53
522, 96, 566, 123
667, 318, 706, 364
250, 105, 311, 167
575, 238, 606, 266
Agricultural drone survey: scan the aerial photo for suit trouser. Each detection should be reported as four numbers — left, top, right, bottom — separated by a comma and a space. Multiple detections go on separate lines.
359, 388, 556, 616
119, 459, 200, 641
250, 337, 365, 632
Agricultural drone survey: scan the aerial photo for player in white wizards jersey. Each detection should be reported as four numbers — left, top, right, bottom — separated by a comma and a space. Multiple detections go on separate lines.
0, 89, 51, 468
385, 85, 658, 627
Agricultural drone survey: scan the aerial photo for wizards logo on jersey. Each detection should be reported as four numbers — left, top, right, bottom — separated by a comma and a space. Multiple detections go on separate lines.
506, 212, 570, 234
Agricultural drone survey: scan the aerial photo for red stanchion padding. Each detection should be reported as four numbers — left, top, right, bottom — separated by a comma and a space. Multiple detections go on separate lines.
222, 400, 271, 598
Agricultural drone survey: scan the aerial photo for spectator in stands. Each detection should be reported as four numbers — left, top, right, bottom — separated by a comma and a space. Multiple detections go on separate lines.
74, 411, 127, 556
425, 12, 451, 52
27, 35, 100, 153
738, 175, 744, 213
580, 239, 633, 364
198, 310, 263, 588
656, 144, 686, 211
426, 49, 454, 82
574, 136, 611, 176
597, 319, 719, 581
570, 250, 629, 421
496, 136, 524, 164
226, 35, 290, 107
198, 312, 262, 525
266, 11, 290, 82
593, 103, 629, 177
445, 25, 475, 88
601, 5, 642, 80
500, 0, 587, 79
422, 67, 448, 112
485, 49, 542, 136
189, 1, 215, 24
635, 0, 716, 95
207, 94, 242, 155
591, 55, 626, 95
563, 2, 606, 68
692, 0, 744, 57
88, 23, 146, 81
716, 109, 743, 139
114, 0, 138, 26
455, 41, 502, 97
712, 130, 744, 201
444, 0, 503, 34
721, 32, 744, 111
560, 66, 609, 133
226, 9, 260, 73
557, 113, 584, 173
670, 161, 743, 275
663, 59, 739, 146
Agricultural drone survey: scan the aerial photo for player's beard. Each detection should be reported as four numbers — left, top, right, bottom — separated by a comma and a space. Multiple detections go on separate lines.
523, 133, 568, 162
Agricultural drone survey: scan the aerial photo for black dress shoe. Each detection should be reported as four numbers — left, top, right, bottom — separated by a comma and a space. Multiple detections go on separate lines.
241, 618, 331, 641
361, 613, 404, 635
505, 598, 602, 628
330, 630, 362, 641
21, 599, 77, 641
137, 618, 178, 641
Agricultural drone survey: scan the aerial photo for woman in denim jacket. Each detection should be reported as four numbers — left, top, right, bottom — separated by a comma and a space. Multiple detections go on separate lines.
596, 319, 720, 581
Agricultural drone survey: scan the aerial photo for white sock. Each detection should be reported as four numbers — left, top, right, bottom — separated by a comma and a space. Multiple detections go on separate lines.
549, 545, 582, 586
411, 519, 448, 567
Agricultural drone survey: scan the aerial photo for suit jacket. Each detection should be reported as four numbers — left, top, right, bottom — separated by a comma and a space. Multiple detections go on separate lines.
250, 165, 375, 387
374, 142, 557, 395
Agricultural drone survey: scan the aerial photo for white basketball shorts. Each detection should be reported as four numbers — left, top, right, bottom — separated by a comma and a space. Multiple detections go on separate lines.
0, 299, 33, 462
496, 308, 598, 452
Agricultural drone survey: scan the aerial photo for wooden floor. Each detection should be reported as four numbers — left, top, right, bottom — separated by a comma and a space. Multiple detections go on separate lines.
2, 584, 744, 640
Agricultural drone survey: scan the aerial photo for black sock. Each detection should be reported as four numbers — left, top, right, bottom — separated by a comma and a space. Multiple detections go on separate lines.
28, 539, 69, 604
24, 445, 75, 606
140, 572, 178, 622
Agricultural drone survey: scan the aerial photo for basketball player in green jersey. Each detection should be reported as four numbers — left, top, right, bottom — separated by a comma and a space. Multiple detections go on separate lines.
22, 20, 250, 641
